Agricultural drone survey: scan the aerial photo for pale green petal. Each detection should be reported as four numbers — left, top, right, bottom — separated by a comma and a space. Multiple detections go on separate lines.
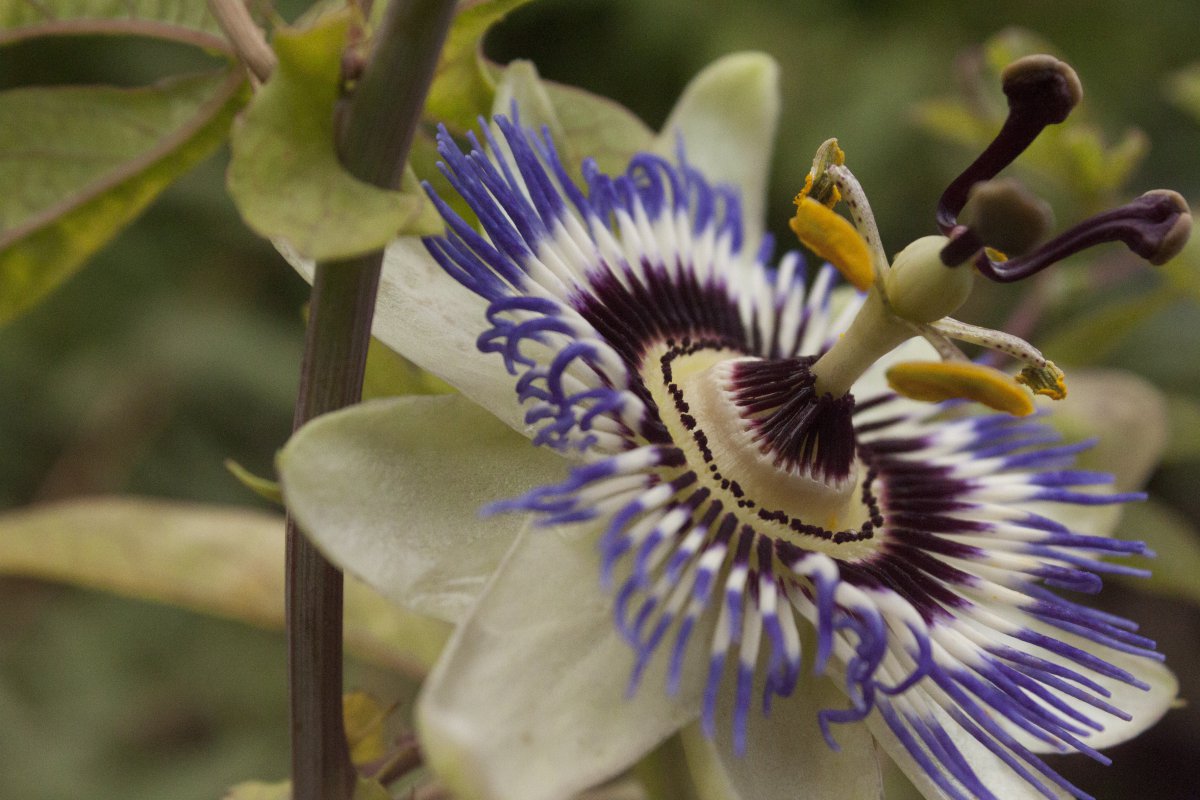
492, 59, 655, 181
654, 53, 780, 246
281, 239, 531, 436
868, 707, 1073, 800
491, 60, 568, 149
870, 628, 1176, 798
417, 525, 704, 800
278, 394, 564, 623
682, 677, 883, 800
1015, 625, 1178, 754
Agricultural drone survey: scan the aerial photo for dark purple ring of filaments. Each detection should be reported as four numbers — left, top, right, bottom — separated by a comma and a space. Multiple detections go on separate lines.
419, 115, 1163, 800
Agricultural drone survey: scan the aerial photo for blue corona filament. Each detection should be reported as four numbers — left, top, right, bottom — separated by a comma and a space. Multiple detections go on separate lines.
418, 112, 1164, 800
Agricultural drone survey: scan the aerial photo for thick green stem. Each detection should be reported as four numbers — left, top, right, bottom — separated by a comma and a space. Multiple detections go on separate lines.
285, 2, 456, 799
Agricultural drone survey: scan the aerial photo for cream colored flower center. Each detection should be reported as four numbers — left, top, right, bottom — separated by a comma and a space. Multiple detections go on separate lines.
642, 340, 877, 559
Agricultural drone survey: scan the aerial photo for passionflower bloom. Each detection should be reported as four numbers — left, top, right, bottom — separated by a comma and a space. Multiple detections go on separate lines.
280, 55, 1187, 800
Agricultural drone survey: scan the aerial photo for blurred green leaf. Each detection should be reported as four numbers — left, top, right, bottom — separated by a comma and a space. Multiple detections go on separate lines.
223, 780, 291, 800
424, 0, 535, 132
1160, 219, 1200, 303
914, 28, 1146, 207
227, 9, 439, 262
491, 59, 655, 181
343, 691, 389, 766
0, 0, 229, 49
363, 339, 455, 400
1166, 62, 1200, 124
224, 458, 284, 504
1041, 286, 1176, 366
0, 497, 449, 674
0, 69, 246, 325
225, 776, 391, 800
910, 99, 997, 150
353, 777, 393, 800
1163, 392, 1200, 464
1116, 500, 1200, 607
982, 27, 1060, 75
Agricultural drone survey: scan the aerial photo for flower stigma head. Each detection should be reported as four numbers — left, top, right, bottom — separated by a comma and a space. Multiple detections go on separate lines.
416, 52, 1187, 799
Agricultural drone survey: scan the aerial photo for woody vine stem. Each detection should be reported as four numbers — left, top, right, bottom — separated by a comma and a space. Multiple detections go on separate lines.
278, 1, 455, 798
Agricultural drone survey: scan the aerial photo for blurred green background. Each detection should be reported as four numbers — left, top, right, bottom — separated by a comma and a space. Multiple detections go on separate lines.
2, 1, 1199, 798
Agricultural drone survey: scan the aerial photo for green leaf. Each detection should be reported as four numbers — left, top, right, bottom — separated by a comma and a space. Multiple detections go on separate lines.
491, 60, 655, 182
223, 780, 291, 800
224, 458, 284, 504
343, 691, 389, 766
227, 9, 440, 261
914, 28, 1147, 205
0, 0, 230, 50
0, 69, 246, 325
1165, 62, 1200, 124
1163, 392, 1200, 464
353, 777, 393, 800
0, 496, 449, 674
1116, 500, 1200, 607
424, 0, 536, 133
981, 28, 1061, 76
1040, 286, 1176, 366
363, 338, 455, 400
224, 777, 391, 800
911, 99, 998, 150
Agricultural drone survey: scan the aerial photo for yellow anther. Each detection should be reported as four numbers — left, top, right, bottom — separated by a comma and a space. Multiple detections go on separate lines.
789, 196, 874, 291
1017, 361, 1068, 400
799, 139, 846, 207
886, 361, 1035, 417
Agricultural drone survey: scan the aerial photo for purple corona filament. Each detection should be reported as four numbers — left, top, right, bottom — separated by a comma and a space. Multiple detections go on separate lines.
417, 81, 1174, 798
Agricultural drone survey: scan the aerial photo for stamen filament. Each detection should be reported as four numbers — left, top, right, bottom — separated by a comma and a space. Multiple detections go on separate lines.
931, 318, 1050, 368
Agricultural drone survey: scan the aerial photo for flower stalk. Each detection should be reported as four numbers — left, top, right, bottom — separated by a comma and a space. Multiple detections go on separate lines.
284, 2, 455, 799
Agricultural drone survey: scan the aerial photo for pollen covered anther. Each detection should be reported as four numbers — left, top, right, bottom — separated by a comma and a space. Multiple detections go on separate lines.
1017, 361, 1068, 400
886, 360, 1035, 416
790, 196, 875, 290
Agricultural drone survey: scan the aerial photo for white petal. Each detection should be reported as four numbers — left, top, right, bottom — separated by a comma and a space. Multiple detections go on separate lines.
280, 239, 533, 436
682, 677, 883, 800
1016, 623, 1179, 753
867, 705, 1074, 800
278, 394, 564, 623
654, 53, 780, 246
417, 525, 705, 800
1040, 368, 1167, 493
868, 631, 1176, 799
1027, 369, 1169, 536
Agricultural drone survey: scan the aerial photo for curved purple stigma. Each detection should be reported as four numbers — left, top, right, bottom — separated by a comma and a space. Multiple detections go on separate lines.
946, 189, 1193, 279
936, 54, 1082, 235
932, 53, 1193, 278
